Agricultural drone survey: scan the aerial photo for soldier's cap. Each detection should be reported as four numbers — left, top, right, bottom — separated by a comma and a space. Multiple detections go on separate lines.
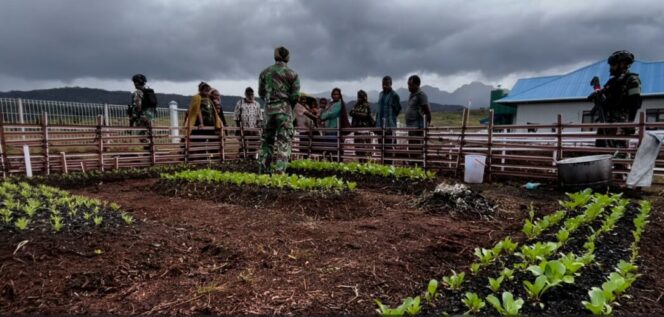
274, 46, 290, 63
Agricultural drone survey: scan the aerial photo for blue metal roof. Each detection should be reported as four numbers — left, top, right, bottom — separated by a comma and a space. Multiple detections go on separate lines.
498, 60, 664, 103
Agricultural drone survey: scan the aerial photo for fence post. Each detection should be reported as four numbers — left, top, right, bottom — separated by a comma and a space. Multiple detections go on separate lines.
60, 152, 68, 174
487, 109, 494, 182
239, 122, 247, 159
148, 122, 156, 166
18, 98, 25, 139
380, 118, 386, 164
0, 112, 10, 176
169, 101, 179, 143
181, 124, 189, 163
307, 124, 313, 157
103, 103, 110, 126
556, 114, 563, 163
96, 116, 104, 171
637, 111, 645, 147
42, 112, 50, 175
455, 108, 469, 177
337, 118, 342, 162
23, 145, 32, 177
422, 115, 428, 169
218, 126, 225, 162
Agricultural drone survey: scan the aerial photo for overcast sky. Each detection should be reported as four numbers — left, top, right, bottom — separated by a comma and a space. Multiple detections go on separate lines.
0, 0, 663, 96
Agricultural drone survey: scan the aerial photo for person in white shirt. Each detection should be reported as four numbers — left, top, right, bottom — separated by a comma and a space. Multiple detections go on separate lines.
234, 87, 263, 129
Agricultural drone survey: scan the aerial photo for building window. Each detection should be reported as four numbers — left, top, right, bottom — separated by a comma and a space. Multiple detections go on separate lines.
581, 111, 600, 131
646, 109, 664, 122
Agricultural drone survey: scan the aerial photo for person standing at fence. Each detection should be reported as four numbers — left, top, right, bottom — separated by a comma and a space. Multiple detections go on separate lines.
375, 76, 401, 163
405, 75, 432, 161
349, 90, 375, 160
234, 87, 263, 157
186, 82, 223, 142
257, 46, 300, 173
591, 50, 642, 148
210, 88, 228, 127
319, 88, 350, 161
234, 87, 263, 129
129, 74, 158, 129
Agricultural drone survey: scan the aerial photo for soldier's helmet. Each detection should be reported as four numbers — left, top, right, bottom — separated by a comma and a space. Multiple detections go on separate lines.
608, 50, 635, 66
132, 74, 147, 85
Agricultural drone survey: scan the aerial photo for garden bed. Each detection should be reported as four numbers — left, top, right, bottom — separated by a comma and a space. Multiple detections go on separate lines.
286, 159, 437, 194
154, 169, 365, 220
376, 189, 654, 316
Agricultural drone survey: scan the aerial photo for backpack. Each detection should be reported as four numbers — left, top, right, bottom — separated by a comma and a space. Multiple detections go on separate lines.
141, 88, 158, 109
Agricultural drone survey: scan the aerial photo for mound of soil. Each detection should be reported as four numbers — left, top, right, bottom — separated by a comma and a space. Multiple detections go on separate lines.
153, 179, 370, 220
415, 183, 497, 220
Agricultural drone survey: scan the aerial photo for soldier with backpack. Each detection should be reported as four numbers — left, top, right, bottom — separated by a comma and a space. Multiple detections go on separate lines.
129, 74, 158, 129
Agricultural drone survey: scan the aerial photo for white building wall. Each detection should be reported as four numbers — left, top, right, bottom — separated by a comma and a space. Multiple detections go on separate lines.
514, 98, 664, 128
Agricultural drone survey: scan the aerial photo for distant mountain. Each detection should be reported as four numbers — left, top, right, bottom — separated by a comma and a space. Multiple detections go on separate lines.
313, 81, 494, 110
0, 87, 244, 110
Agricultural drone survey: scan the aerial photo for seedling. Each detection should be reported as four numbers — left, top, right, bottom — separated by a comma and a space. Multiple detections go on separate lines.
524, 260, 575, 300
0, 208, 12, 223
474, 247, 495, 265
559, 252, 585, 275
486, 291, 524, 316
442, 270, 465, 290
121, 212, 134, 225
470, 263, 481, 275
375, 296, 421, 316
51, 215, 63, 232
582, 287, 612, 315
517, 242, 559, 264
424, 279, 439, 302
15, 217, 29, 231
93, 215, 103, 226
487, 276, 504, 292
556, 228, 570, 244
461, 292, 485, 314
500, 268, 515, 281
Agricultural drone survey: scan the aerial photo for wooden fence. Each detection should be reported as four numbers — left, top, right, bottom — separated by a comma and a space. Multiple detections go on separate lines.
1, 110, 664, 184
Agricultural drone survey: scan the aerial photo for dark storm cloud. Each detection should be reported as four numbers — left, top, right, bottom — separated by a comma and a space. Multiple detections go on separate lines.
0, 0, 663, 83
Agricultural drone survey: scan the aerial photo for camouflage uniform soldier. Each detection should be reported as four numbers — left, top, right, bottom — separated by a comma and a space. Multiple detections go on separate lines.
129, 74, 157, 130
592, 51, 642, 148
258, 47, 300, 173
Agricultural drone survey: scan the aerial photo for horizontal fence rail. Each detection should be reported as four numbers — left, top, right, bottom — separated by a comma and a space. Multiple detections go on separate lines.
0, 107, 662, 185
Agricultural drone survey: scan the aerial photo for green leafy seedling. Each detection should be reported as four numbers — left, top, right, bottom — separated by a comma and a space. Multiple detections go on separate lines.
499, 268, 514, 281
121, 212, 134, 225
582, 287, 612, 315
461, 292, 485, 314
93, 215, 103, 226
470, 263, 481, 275
15, 217, 29, 231
488, 276, 504, 292
486, 291, 524, 316
424, 279, 439, 302
474, 247, 495, 265
51, 215, 63, 232
442, 270, 465, 290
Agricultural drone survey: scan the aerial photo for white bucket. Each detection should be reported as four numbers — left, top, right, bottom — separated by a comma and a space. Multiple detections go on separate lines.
464, 154, 486, 184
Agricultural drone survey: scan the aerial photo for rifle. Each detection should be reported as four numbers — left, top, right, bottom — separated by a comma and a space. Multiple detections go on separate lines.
588, 76, 607, 123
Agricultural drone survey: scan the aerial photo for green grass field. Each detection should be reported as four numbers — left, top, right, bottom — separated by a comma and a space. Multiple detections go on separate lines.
425, 109, 489, 127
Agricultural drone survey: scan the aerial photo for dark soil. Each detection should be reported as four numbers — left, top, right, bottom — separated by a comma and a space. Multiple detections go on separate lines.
0, 179, 662, 315
153, 179, 367, 220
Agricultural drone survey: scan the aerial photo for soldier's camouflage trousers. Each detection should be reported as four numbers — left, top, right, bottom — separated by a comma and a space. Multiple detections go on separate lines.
258, 113, 294, 173
129, 107, 155, 129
